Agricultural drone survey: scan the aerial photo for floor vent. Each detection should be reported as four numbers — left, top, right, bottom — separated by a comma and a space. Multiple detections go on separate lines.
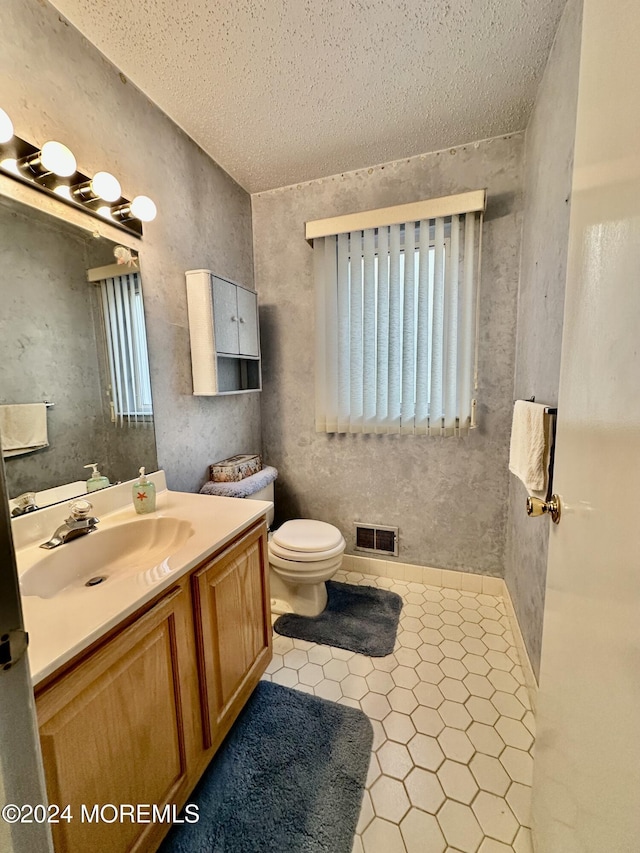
354, 524, 399, 557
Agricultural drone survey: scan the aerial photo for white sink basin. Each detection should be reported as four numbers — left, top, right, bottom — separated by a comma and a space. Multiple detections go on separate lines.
20, 516, 194, 599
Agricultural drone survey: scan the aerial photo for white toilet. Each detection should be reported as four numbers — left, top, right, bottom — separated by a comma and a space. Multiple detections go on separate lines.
246, 481, 346, 616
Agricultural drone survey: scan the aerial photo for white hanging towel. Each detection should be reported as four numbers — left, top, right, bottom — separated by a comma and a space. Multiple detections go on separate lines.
0, 403, 49, 458
509, 401, 548, 492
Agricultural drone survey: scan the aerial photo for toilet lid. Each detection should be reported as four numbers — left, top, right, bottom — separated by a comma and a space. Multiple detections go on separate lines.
272, 519, 343, 553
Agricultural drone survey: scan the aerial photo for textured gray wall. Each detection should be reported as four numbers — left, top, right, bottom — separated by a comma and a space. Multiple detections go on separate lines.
505, 0, 583, 678
253, 135, 523, 576
0, 0, 261, 494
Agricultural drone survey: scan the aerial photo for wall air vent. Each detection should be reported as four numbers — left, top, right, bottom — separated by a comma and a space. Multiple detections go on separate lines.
354, 523, 399, 557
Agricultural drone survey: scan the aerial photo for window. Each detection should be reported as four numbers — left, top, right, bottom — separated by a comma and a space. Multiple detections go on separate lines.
310, 193, 484, 436
99, 271, 153, 425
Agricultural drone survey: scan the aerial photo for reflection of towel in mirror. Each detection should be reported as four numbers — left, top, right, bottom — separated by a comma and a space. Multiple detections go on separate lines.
0, 403, 49, 458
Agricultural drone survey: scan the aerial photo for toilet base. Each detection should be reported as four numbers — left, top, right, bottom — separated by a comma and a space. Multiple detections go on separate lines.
269, 569, 328, 617
270, 597, 295, 616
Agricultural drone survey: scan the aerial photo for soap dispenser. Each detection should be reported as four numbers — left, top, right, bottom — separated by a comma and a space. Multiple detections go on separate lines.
132, 467, 156, 514
84, 463, 111, 492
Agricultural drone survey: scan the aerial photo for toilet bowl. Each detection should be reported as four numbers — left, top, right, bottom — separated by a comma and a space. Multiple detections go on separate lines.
242, 479, 345, 616
268, 519, 346, 616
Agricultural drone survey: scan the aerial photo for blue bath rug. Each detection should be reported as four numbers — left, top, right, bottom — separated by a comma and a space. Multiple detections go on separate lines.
160, 681, 372, 853
274, 580, 403, 657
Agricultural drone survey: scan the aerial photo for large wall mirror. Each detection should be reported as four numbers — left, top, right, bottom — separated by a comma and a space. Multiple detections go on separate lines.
0, 192, 158, 513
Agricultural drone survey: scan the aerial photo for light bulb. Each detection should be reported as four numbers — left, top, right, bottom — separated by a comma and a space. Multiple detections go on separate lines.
0, 158, 19, 175
0, 108, 13, 143
40, 141, 76, 177
97, 205, 114, 220
53, 185, 72, 200
130, 195, 157, 222
91, 171, 121, 202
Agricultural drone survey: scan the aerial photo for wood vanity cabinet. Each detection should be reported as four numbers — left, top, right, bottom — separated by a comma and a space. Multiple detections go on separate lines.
192, 521, 272, 753
36, 583, 199, 853
34, 519, 271, 853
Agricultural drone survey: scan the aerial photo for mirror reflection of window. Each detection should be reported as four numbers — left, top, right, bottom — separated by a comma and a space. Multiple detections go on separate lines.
98, 271, 153, 426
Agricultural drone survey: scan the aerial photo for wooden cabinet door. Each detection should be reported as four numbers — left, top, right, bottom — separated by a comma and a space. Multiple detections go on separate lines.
36, 585, 197, 853
236, 287, 259, 357
193, 524, 271, 750
211, 275, 240, 355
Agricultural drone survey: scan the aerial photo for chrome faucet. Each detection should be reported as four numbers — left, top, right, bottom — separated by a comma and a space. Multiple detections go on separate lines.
40, 499, 100, 550
11, 492, 39, 517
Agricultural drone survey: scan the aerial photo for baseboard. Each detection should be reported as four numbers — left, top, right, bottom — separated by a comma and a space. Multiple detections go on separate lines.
342, 553, 503, 596
500, 582, 539, 712
342, 553, 538, 711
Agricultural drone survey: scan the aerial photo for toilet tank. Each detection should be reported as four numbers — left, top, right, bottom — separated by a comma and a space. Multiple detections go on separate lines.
245, 480, 274, 528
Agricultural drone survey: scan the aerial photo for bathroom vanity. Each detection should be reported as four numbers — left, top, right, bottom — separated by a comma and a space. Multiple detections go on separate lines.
14, 474, 272, 853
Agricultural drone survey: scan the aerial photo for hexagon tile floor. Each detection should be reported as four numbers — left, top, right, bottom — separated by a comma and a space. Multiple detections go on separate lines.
262, 569, 535, 853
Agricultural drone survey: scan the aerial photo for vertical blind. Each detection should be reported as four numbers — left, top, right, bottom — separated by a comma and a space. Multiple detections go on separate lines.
314, 211, 482, 435
100, 272, 153, 426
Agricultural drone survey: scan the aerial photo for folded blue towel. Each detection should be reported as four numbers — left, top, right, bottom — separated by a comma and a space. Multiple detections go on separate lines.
200, 465, 278, 498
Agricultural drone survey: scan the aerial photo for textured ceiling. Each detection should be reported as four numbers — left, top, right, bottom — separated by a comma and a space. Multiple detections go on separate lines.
49, 0, 566, 193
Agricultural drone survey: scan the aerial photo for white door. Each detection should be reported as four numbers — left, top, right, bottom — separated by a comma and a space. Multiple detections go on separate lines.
0, 460, 53, 853
531, 1, 640, 850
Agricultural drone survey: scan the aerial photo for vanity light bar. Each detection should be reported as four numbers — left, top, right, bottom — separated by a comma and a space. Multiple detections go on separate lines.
0, 108, 156, 238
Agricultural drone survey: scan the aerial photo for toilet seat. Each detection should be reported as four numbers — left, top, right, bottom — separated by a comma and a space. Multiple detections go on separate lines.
269, 537, 345, 561
272, 519, 343, 553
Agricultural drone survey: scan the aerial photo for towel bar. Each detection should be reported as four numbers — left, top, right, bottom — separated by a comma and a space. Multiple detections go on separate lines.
514, 397, 557, 415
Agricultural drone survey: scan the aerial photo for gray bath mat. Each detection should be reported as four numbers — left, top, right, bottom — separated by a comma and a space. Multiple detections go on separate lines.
160, 680, 372, 853
274, 580, 403, 656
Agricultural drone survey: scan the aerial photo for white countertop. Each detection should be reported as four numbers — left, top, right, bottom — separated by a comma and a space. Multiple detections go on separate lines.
13, 472, 271, 686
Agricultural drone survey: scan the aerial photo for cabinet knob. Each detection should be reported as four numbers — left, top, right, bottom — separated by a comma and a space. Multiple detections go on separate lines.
238, 317, 245, 323
231, 315, 238, 322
